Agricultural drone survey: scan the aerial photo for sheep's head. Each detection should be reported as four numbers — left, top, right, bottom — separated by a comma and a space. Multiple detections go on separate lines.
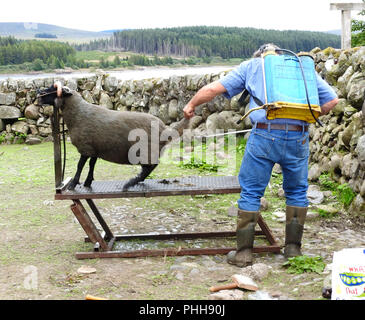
36, 82, 72, 106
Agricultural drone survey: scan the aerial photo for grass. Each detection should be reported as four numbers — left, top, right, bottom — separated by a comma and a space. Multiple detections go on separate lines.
336, 183, 356, 207
0, 139, 353, 300
179, 156, 220, 172
0, 140, 244, 265
319, 173, 338, 191
318, 173, 356, 207
75, 50, 130, 63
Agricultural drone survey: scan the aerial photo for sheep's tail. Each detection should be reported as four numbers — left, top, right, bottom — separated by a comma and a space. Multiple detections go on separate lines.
168, 117, 190, 137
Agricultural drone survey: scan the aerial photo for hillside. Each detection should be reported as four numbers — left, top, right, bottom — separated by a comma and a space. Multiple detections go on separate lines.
0, 22, 109, 41
75, 26, 341, 59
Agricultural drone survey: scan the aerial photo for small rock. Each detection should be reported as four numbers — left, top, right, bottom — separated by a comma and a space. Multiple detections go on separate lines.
43, 200, 54, 206
307, 185, 324, 204
175, 271, 184, 281
323, 191, 334, 198
306, 210, 319, 219
189, 268, 200, 277
316, 204, 340, 215
260, 197, 269, 211
277, 188, 285, 198
77, 266, 96, 274
181, 262, 199, 269
241, 263, 271, 281
208, 289, 244, 300
272, 210, 286, 222
25, 137, 42, 145
247, 290, 276, 300
270, 291, 282, 298
227, 206, 237, 217
308, 163, 322, 181
170, 265, 188, 272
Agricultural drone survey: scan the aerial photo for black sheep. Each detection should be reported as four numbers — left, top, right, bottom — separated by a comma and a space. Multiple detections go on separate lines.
37, 82, 189, 190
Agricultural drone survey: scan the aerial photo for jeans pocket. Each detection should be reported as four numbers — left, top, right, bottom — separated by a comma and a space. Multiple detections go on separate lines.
296, 135, 309, 159
248, 132, 275, 159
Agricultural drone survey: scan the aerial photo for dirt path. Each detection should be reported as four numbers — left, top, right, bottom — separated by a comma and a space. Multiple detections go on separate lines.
1, 197, 364, 301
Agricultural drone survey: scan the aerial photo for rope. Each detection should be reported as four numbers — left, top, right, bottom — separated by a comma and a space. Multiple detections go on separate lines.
193, 129, 252, 139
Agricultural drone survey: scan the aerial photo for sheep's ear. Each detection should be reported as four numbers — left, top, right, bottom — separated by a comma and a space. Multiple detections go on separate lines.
62, 87, 73, 97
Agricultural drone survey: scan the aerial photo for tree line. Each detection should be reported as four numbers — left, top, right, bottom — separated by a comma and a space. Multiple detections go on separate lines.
0, 36, 84, 68
0, 36, 179, 71
74, 26, 341, 59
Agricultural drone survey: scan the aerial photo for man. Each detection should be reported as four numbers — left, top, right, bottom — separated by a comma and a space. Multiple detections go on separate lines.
183, 44, 338, 267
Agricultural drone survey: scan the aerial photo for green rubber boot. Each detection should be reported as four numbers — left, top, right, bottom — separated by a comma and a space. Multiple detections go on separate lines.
227, 209, 258, 267
284, 206, 307, 259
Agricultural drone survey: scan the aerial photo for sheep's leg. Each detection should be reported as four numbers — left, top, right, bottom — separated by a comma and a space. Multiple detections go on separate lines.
68, 155, 89, 190
122, 164, 158, 191
84, 157, 97, 188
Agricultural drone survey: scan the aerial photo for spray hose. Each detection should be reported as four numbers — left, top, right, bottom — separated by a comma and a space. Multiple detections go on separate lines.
277, 48, 323, 127
236, 106, 265, 125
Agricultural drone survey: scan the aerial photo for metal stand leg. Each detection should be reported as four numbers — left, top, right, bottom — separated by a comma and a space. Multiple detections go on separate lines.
70, 200, 280, 260
71, 200, 110, 251
86, 199, 114, 242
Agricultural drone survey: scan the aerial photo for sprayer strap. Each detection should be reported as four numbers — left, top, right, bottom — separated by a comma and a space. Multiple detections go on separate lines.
238, 89, 264, 107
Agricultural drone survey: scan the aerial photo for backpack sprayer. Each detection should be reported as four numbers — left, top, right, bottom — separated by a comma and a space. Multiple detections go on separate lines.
236, 48, 323, 127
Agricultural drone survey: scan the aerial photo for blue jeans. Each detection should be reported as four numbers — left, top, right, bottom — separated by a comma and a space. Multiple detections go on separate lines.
237, 124, 310, 211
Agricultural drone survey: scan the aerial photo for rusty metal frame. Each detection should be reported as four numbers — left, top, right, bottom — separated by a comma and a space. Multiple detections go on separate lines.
51, 104, 281, 260
55, 177, 281, 260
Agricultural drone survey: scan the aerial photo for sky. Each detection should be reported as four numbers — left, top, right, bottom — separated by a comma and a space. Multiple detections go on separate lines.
0, 0, 364, 32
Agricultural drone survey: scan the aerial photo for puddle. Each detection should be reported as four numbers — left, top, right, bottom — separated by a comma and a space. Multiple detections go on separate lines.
113, 237, 236, 251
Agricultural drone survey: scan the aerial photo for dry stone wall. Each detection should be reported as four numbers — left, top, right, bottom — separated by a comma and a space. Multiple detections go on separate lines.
0, 47, 364, 213
308, 46, 365, 214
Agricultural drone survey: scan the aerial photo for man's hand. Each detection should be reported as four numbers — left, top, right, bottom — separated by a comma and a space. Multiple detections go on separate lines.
183, 104, 195, 119
183, 81, 227, 119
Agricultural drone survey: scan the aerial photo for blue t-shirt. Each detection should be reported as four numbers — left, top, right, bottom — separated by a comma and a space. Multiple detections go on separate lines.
220, 58, 337, 125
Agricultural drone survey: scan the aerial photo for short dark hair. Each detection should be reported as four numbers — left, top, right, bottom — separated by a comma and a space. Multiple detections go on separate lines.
253, 43, 280, 57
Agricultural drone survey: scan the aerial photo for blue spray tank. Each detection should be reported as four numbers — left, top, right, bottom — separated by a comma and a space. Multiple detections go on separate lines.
237, 48, 323, 126
262, 50, 322, 124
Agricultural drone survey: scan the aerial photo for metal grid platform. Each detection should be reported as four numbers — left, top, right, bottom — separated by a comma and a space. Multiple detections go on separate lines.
55, 176, 281, 259
55, 175, 241, 200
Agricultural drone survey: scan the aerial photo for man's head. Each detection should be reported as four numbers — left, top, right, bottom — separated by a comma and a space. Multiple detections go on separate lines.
253, 43, 280, 58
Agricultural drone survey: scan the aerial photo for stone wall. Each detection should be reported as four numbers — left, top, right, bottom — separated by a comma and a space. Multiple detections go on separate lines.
0, 47, 364, 212
308, 46, 365, 214
0, 70, 246, 145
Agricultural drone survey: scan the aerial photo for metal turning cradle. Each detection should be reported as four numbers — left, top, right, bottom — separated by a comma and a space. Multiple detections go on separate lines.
51, 113, 281, 260
55, 177, 281, 259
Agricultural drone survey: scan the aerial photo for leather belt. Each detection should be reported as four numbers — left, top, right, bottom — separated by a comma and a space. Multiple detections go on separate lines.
256, 123, 308, 132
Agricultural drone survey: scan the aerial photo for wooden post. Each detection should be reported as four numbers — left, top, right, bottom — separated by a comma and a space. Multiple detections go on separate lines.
330, 2, 365, 49
51, 106, 62, 188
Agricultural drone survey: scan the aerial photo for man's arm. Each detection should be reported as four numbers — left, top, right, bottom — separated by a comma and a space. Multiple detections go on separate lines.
183, 81, 227, 119
320, 97, 339, 115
